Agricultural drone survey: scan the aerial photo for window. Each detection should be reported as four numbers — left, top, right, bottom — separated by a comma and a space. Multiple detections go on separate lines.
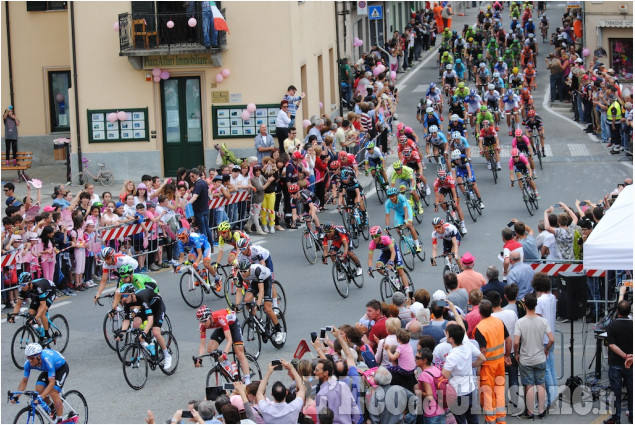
26, 2, 67, 11
48, 71, 70, 132
610, 38, 633, 79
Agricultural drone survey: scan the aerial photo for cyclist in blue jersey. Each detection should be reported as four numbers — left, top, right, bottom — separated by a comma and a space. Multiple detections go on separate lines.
364, 141, 389, 185
12, 343, 69, 422
176, 227, 213, 290
450, 150, 485, 209
449, 131, 471, 159
424, 125, 449, 169
448, 114, 468, 137
421, 107, 444, 135
384, 187, 421, 252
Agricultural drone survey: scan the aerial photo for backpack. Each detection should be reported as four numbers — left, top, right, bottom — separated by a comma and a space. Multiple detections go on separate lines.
424, 369, 457, 410
360, 347, 378, 368
516, 299, 527, 318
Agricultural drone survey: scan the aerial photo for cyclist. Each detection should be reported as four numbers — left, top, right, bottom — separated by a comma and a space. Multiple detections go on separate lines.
328, 160, 341, 204
364, 141, 388, 186
367, 226, 412, 298
509, 147, 540, 199
539, 14, 549, 40
236, 237, 275, 276
433, 170, 467, 235
511, 128, 536, 172
401, 148, 430, 195
424, 125, 449, 170
475, 63, 490, 94
426, 83, 444, 116
448, 97, 467, 123
502, 88, 522, 136
439, 51, 454, 81
448, 113, 468, 138
11, 343, 69, 422
485, 38, 498, 63
519, 87, 534, 120
492, 71, 505, 95
454, 58, 466, 81
524, 32, 538, 63
449, 131, 471, 159
483, 84, 502, 125
464, 89, 483, 129
422, 107, 444, 135
430, 217, 462, 269
391, 161, 423, 215
8, 273, 56, 343
397, 134, 421, 159
209, 220, 249, 286
450, 149, 485, 209
288, 182, 321, 229
454, 82, 470, 103
94, 246, 139, 302
195, 305, 251, 384
236, 259, 285, 345
494, 57, 508, 80
442, 65, 458, 99
384, 187, 421, 252
108, 264, 160, 315
508, 67, 524, 93
339, 150, 359, 177
520, 45, 533, 68
337, 168, 367, 225
117, 283, 172, 369
176, 227, 214, 292
523, 63, 536, 92
523, 109, 546, 157
478, 120, 502, 171
321, 221, 363, 276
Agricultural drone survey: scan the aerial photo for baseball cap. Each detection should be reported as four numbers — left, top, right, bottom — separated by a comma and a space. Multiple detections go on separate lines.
146, 201, 156, 208
432, 290, 447, 302
461, 252, 475, 265
115, 201, 124, 208
392, 292, 406, 306
43, 205, 56, 212
409, 301, 425, 316
574, 58, 583, 64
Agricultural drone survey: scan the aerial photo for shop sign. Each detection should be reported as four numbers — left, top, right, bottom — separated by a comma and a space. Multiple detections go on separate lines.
143, 53, 215, 69
598, 20, 633, 28
211, 91, 229, 103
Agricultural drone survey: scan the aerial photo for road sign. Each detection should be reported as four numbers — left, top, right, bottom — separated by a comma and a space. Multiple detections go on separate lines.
369, 5, 382, 20
357, 1, 367, 15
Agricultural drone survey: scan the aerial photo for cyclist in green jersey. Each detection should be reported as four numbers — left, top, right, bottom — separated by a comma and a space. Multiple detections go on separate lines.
475, 105, 496, 133
108, 264, 159, 313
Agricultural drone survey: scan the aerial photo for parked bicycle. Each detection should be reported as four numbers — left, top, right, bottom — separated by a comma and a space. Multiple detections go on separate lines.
8, 389, 88, 424
193, 350, 262, 387
457, 180, 482, 222
512, 175, 539, 215
323, 252, 363, 299
9, 312, 69, 370
175, 261, 222, 309
385, 225, 426, 271
241, 300, 287, 359
71, 157, 113, 186
300, 215, 323, 264
121, 328, 179, 390
369, 265, 414, 302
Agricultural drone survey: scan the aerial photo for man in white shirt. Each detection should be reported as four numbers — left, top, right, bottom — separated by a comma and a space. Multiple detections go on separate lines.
256, 358, 305, 424
533, 272, 558, 408
537, 218, 560, 260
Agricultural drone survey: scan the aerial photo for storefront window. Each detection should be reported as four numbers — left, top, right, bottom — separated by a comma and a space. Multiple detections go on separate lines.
610, 38, 632, 80
48, 71, 70, 132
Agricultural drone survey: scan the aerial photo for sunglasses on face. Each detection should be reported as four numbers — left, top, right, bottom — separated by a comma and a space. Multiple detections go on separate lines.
415, 356, 423, 360
513, 156, 519, 159
239, 247, 250, 252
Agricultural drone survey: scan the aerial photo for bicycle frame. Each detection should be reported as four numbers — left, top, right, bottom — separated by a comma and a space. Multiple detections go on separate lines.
8, 390, 80, 424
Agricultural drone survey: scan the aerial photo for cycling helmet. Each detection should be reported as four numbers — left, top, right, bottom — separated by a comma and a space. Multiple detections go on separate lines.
366, 141, 375, 150
493, 71, 500, 78
515, 129, 523, 137
458, 82, 465, 88
177, 227, 189, 237
288, 183, 300, 193
432, 217, 445, 226
338, 150, 348, 159
101, 247, 115, 259
480, 105, 488, 111
403, 148, 412, 157
118, 264, 135, 277
429, 125, 438, 134
18, 272, 32, 286
398, 184, 408, 193
392, 161, 403, 170
450, 114, 459, 122
340, 169, 353, 180
236, 237, 251, 250
479, 62, 486, 68
25, 343, 42, 357
469, 88, 476, 96
446, 64, 453, 70
397, 122, 405, 132
322, 221, 334, 232
511, 148, 520, 157
451, 149, 462, 160
507, 89, 514, 96
237, 259, 252, 271
451, 131, 461, 139
527, 109, 536, 117
512, 67, 519, 74
451, 96, 459, 104
442, 52, 449, 57
430, 83, 437, 89
437, 170, 447, 180
218, 221, 231, 232
386, 187, 398, 196
292, 151, 304, 160
528, 32, 534, 38
482, 120, 491, 126
527, 62, 534, 69
498, 57, 504, 62
425, 107, 434, 114
468, 37, 474, 42
119, 283, 136, 294
196, 305, 211, 322
455, 58, 462, 64
329, 160, 341, 169
488, 84, 495, 90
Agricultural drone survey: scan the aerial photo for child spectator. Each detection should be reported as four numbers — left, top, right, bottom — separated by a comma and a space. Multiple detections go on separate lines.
39, 226, 56, 281
544, 202, 578, 260
465, 289, 484, 339
69, 215, 87, 290
83, 221, 99, 287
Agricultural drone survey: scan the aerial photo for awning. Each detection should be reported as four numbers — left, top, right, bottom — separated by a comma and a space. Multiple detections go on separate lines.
598, 20, 633, 28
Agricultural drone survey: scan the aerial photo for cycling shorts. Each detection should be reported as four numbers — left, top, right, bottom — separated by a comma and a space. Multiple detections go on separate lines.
442, 238, 460, 254
395, 179, 414, 191
329, 238, 353, 252
210, 319, 243, 346
438, 187, 453, 197
394, 205, 414, 226
377, 246, 404, 269
137, 300, 166, 329
36, 362, 69, 393
29, 295, 55, 312
344, 189, 359, 206
247, 276, 274, 302
368, 157, 382, 168
482, 136, 496, 146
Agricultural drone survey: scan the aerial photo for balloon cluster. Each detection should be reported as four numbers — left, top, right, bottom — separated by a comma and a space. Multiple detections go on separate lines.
353, 37, 364, 47
373, 63, 386, 76
215, 69, 231, 83
107, 111, 129, 123
241, 103, 257, 121
151, 68, 170, 83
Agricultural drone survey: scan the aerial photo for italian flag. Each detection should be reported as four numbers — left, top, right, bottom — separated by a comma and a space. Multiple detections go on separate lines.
211, 3, 230, 34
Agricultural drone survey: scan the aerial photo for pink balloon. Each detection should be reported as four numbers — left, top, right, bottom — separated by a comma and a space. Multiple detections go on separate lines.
215, 73, 224, 83
160, 70, 170, 80
390, 71, 396, 81
153, 76, 161, 82
302, 119, 311, 129
113, 22, 119, 32
246, 103, 257, 113
378, 64, 386, 74
107, 113, 118, 123
373, 67, 381, 76
221, 69, 231, 78
582, 48, 590, 57
188, 17, 197, 27
319, 102, 323, 109
241, 110, 251, 121
151, 68, 161, 77
117, 111, 127, 121
166, 20, 174, 29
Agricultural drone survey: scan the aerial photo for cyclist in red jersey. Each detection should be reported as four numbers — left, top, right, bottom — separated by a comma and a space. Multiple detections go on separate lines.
321, 221, 363, 276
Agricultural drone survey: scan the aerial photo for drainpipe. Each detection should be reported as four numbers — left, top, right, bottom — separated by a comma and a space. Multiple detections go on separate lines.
5, 2, 14, 106
335, 1, 343, 117
70, 2, 83, 173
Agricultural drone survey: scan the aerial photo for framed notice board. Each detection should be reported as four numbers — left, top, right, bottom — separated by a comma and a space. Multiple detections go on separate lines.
87, 108, 149, 143
212, 104, 280, 139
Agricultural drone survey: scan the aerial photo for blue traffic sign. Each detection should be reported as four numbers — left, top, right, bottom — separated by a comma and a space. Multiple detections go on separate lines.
368, 5, 383, 20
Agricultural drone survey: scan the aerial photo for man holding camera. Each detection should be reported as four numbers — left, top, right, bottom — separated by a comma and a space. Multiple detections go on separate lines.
256, 358, 305, 424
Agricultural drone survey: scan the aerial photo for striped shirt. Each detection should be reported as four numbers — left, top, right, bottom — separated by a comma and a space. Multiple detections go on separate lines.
283, 94, 302, 117
359, 113, 372, 131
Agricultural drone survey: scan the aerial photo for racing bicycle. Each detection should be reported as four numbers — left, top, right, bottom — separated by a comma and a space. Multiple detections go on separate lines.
369, 265, 414, 302
366, 164, 388, 204
9, 312, 69, 370
224, 276, 286, 320
8, 389, 88, 424
512, 175, 539, 215
457, 180, 482, 222
434, 199, 462, 230
121, 328, 179, 390
386, 225, 426, 271
241, 300, 287, 359
175, 261, 222, 309
194, 350, 262, 387
434, 253, 461, 285
531, 132, 543, 170
300, 214, 323, 264
323, 252, 363, 299
339, 203, 369, 248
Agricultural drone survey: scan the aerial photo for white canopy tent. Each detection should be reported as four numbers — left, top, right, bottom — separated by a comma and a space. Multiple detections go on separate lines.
583, 184, 633, 271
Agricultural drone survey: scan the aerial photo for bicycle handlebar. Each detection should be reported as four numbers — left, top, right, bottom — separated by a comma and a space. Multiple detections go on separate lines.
95, 293, 114, 307
434, 199, 456, 207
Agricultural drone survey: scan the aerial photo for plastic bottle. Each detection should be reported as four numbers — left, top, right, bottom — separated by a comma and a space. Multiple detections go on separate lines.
230, 361, 238, 378
148, 341, 156, 356
220, 353, 232, 375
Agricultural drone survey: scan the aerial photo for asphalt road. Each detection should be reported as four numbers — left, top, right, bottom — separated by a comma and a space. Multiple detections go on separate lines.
1, 2, 631, 424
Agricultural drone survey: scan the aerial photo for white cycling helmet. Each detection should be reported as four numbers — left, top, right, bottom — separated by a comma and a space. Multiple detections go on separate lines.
25, 343, 42, 357
479, 62, 486, 68
429, 125, 438, 133
493, 72, 500, 78
425, 107, 434, 114
488, 84, 495, 90
446, 64, 453, 70
451, 131, 461, 139
450, 114, 459, 122
451, 149, 462, 160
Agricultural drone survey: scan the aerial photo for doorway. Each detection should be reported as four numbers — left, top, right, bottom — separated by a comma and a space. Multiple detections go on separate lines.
160, 76, 204, 176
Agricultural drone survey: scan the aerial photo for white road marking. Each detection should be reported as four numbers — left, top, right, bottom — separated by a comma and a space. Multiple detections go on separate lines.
49, 301, 71, 310
412, 84, 427, 93
567, 143, 589, 156
622, 162, 633, 169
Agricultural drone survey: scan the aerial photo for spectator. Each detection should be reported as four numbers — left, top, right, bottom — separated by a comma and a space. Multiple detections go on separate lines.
368, 366, 415, 424
283, 127, 302, 155
187, 168, 214, 246
502, 227, 524, 279
604, 299, 633, 424
282, 85, 305, 128
315, 359, 360, 423
457, 252, 486, 293
255, 124, 276, 165
422, 299, 449, 345
392, 292, 411, 327
508, 251, 535, 300
275, 101, 291, 151
481, 266, 507, 307
514, 292, 554, 419
544, 202, 578, 260
374, 317, 401, 367
512, 219, 540, 261
256, 358, 305, 424
533, 272, 558, 407
3, 105, 20, 165
366, 299, 388, 352
536, 217, 560, 260
444, 272, 468, 313
464, 289, 483, 338
307, 119, 324, 144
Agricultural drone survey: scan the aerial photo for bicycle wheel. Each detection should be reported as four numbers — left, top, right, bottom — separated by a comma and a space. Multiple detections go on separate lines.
349, 223, 359, 249
490, 156, 498, 183
240, 352, 263, 381
399, 237, 416, 271
71, 172, 86, 186
471, 191, 483, 216
533, 137, 543, 169
209, 274, 224, 299
179, 271, 204, 308
224, 277, 240, 310
115, 331, 132, 363
530, 188, 539, 210
465, 197, 478, 222
415, 239, 426, 262
301, 230, 318, 264
413, 199, 423, 224
360, 218, 370, 241
11, 326, 37, 370
122, 344, 148, 390
374, 175, 387, 204
100, 172, 114, 186
340, 209, 351, 233
49, 314, 69, 353
522, 186, 534, 215
272, 281, 286, 316
401, 268, 415, 292
418, 181, 430, 206
379, 276, 394, 302
270, 308, 287, 349
102, 311, 122, 351
63, 390, 89, 424
159, 331, 179, 375
206, 366, 232, 387
332, 260, 350, 298
162, 313, 173, 334
241, 319, 262, 360
13, 406, 44, 424
350, 261, 364, 289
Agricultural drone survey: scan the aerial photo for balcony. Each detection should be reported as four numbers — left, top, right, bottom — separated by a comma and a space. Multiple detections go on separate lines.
118, 10, 227, 57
